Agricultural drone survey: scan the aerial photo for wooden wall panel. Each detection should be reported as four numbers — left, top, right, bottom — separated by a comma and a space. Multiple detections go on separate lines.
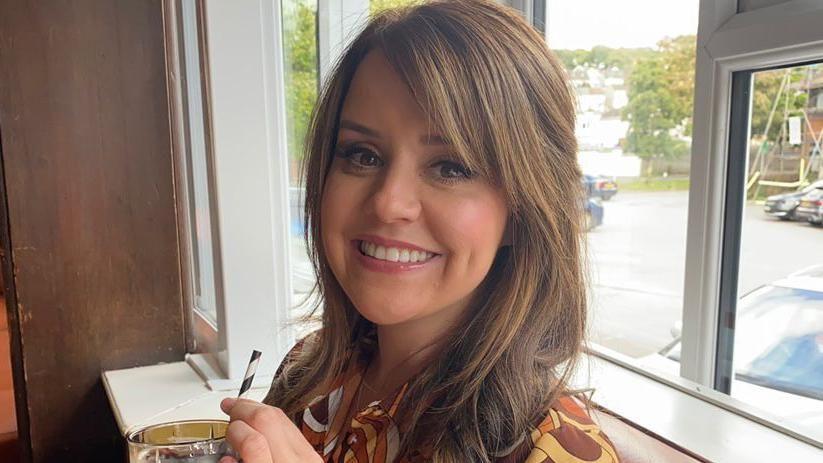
0, 1, 186, 460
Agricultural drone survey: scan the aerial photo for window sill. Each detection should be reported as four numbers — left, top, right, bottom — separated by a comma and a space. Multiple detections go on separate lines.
580, 349, 822, 461
102, 352, 822, 461
101, 354, 270, 436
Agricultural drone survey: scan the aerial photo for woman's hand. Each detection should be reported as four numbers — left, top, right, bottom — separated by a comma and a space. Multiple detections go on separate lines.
219, 398, 323, 463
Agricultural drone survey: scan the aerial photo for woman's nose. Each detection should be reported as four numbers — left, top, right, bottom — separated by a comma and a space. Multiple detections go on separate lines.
369, 166, 422, 224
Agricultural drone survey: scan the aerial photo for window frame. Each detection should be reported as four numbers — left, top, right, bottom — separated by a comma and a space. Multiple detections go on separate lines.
681, 0, 823, 388
172, 0, 297, 381
579, 0, 823, 447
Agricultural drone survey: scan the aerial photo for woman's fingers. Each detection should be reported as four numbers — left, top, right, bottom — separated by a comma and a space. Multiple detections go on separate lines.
221, 398, 322, 462
225, 418, 275, 463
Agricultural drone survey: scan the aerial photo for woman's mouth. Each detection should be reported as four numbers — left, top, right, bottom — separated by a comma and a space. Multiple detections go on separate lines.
357, 240, 437, 263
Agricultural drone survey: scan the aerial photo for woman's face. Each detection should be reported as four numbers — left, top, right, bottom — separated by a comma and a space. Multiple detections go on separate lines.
321, 51, 509, 330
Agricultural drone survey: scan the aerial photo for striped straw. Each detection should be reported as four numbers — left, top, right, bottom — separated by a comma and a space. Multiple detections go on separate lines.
238, 350, 262, 399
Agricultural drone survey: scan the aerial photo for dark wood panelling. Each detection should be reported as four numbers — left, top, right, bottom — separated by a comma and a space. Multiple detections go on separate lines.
0, 1, 186, 461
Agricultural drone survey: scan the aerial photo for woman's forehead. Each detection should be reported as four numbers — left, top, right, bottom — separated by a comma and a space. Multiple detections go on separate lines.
339, 51, 427, 127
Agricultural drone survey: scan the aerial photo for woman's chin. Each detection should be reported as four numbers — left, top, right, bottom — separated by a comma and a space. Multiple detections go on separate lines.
354, 302, 428, 327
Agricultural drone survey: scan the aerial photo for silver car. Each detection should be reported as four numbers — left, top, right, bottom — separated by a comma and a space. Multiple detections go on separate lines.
641, 266, 823, 439
795, 186, 823, 226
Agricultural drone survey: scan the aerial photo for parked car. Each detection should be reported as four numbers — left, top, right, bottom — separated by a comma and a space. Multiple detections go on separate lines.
583, 174, 618, 201
763, 180, 823, 221
584, 198, 604, 231
795, 186, 823, 227
641, 271, 823, 432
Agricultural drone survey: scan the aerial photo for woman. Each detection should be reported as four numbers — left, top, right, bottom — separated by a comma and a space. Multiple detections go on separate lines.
220, 1, 619, 461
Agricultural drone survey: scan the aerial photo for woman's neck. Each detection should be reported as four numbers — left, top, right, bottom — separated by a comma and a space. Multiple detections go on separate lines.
369, 311, 459, 390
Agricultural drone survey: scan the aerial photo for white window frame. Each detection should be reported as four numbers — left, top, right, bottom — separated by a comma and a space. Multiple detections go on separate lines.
682, 0, 823, 389
185, 0, 295, 382
526, 0, 823, 448
575, 0, 823, 447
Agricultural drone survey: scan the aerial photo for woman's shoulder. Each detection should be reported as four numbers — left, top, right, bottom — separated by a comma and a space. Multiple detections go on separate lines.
496, 394, 620, 463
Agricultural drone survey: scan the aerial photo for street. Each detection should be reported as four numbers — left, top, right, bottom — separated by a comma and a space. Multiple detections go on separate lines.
587, 190, 823, 357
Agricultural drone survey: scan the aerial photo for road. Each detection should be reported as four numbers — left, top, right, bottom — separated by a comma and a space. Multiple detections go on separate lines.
587, 190, 823, 357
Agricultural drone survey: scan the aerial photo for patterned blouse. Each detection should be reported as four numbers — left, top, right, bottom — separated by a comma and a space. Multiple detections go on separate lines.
265, 339, 620, 463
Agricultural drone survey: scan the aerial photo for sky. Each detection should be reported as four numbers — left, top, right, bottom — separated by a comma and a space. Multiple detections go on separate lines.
546, 0, 700, 50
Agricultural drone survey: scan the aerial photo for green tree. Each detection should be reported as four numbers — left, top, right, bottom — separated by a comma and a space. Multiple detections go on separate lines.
554, 47, 655, 76
750, 68, 809, 142
282, 0, 319, 163
370, 0, 420, 14
623, 35, 696, 160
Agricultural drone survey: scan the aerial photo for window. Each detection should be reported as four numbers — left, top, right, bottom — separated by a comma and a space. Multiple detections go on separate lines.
548, 0, 823, 446
172, 0, 295, 381
546, 0, 699, 363
176, 0, 222, 351
718, 61, 823, 441
282, 0, 320, 312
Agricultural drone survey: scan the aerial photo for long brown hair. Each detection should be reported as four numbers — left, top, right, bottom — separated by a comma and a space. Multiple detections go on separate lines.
266, 1, 587, 460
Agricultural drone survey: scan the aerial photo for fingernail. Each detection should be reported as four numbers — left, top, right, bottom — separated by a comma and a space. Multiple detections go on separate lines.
221, 397, 237, 412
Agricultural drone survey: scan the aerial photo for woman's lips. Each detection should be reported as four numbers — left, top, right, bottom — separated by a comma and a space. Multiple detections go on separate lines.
351, 239, 440, 274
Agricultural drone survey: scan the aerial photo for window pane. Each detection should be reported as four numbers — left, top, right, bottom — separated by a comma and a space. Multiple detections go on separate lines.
736, 62, 823, 440
181, 0, 219, 326
547, 1, 698, 364
282, 0, 319, 308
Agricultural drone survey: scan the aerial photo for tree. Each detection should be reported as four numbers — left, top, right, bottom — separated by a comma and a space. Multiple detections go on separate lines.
554, 47, 655, 77
370, 0, 420, 14
623, 35, 696, 160
750, 68, 808, 142
282, 0, 319, 161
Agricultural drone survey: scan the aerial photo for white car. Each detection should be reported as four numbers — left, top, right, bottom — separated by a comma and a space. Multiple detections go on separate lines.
641, 266, 823, 438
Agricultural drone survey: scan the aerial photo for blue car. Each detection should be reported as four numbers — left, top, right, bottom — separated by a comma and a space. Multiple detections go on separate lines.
584, 198, 603, 231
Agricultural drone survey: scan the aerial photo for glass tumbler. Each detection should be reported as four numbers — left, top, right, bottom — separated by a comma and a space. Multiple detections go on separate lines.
127, 420, 238, 463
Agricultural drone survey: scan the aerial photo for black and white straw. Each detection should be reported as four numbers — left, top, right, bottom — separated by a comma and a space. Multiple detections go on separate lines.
238, 350, 262, 399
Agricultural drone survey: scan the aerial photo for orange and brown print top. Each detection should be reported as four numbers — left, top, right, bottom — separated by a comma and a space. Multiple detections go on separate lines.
265, 340, 620, 463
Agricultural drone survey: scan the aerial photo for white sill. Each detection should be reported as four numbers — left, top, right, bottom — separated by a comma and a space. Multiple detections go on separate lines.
103, 352, 822, 461
579, 349, 823, 462
102, 354, 271, 436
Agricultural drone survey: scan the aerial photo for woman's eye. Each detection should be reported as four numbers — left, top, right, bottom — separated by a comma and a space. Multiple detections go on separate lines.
337, 146, 383, 169
436, 161, 472, 180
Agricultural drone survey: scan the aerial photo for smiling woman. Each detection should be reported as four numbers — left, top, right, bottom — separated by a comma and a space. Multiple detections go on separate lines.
220, 1, 619, 462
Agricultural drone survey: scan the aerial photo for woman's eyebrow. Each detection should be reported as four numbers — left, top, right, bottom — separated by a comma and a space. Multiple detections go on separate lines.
339, 119, 380, 138
339, 119, 449, 145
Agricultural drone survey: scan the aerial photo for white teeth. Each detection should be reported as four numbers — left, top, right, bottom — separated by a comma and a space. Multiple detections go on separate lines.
359, 240, 434, 263
386, 247, 400, 262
